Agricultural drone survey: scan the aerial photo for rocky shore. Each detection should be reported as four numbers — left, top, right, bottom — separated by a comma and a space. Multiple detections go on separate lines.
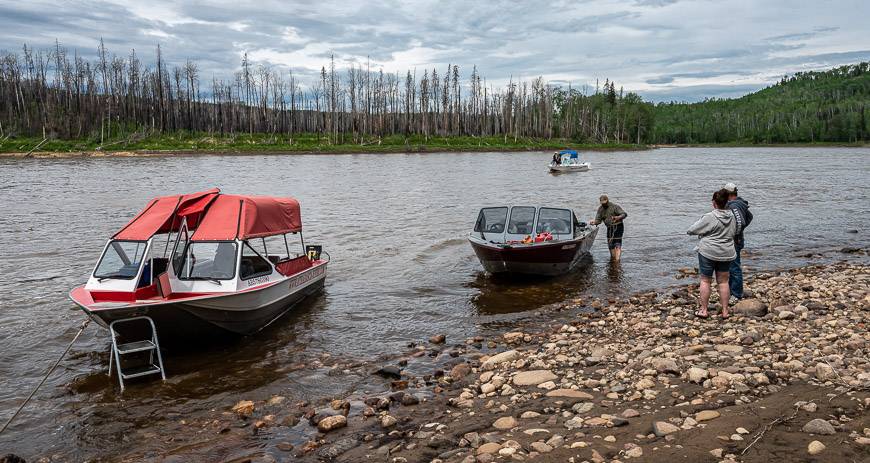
19, 263, 867, 463
210, 263, 869, 463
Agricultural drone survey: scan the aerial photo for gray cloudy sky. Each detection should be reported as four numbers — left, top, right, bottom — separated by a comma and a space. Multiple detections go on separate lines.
2, 0, 868, 101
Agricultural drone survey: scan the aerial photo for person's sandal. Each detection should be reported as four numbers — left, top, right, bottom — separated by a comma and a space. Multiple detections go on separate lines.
694, 311, 709, 319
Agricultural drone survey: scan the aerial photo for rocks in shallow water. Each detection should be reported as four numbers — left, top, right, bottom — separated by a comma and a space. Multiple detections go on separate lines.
317, 415, 347, 432
807, 440, 826, 455
802, 418, 836, 435
380, 414, 398, 428
375, 365, 402, 379
653, 421, 680, 436
317, 437, 358, 459
732, 298, 767, 316
231, 400, 255, 417
512, 370, 557, 386
429, 334, 446, 344
493, 416, 518, 430
449, 363, 471, 379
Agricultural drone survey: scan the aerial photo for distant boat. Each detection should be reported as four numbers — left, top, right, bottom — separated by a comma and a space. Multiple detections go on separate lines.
468, 205, 598, 276
549, 150, 591, 172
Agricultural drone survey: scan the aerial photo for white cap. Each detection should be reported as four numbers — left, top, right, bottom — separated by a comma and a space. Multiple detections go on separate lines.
723, 182, 737, 193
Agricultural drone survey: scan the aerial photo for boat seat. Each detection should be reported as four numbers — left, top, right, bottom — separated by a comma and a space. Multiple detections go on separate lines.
276, 256, 313, 276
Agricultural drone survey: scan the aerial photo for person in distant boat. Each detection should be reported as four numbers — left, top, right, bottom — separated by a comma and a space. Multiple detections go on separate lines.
552, 152, 561, 165
723, 182, 752, 302
687, 188, 736, 319
590, 194, 627, 261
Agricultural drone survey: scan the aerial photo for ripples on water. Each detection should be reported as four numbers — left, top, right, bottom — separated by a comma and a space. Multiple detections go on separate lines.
0, 147, 868, 459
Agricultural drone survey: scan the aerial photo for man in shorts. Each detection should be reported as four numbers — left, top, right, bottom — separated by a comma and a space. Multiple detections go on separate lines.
590, 194, 627, 261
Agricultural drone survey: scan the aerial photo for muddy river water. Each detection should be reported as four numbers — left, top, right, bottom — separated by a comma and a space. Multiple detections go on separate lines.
0, 147, 868, 460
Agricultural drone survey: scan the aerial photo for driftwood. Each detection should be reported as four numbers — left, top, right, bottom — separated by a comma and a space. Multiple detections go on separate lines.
24, 137, 48, 157
740, 404, 802, 456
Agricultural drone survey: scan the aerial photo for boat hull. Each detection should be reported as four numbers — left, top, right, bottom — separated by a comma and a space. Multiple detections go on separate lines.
549, 163, 590, 172
469, 229, 597, 276
70, 263, 327, 345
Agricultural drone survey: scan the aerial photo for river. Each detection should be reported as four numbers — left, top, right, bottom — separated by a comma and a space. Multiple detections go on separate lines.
0, 147, 868, 460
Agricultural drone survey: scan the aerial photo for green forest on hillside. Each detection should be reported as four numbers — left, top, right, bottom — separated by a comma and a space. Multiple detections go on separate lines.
651, 62, 870, 144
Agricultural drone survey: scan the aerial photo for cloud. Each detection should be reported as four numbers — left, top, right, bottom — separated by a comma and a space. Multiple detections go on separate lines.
0, 0, 867, 102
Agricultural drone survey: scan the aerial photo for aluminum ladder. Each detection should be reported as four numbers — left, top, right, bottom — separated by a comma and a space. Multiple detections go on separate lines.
108, 316, 166, 391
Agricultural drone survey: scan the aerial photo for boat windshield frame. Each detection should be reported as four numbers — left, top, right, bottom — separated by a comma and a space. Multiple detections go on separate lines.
92, 239, 149, 280
175, 240, 239, 281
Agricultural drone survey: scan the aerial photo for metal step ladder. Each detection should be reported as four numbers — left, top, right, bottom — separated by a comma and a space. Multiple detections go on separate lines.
108, 316, 166, 391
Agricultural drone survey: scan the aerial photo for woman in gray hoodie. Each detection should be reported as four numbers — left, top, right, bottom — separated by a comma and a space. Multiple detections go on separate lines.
687, 189, 736, 319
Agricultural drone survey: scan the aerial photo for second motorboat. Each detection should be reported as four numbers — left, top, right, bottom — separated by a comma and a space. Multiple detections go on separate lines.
468, 205, 598, 276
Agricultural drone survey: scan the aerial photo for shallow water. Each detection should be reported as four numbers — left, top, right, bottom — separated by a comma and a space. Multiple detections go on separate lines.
0, 147, 868, 459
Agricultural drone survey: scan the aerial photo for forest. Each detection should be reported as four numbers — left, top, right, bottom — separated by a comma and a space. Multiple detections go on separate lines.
651, 62, 870, 144
0, 42, 651, 152
0, 41, 867, 153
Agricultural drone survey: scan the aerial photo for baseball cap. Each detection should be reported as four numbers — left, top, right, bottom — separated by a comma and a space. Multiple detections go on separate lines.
599, 194, 609, 204
723, 182, 737, 193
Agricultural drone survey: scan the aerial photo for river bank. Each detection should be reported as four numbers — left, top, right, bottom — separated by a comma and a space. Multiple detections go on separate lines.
0, 133, 646, 158
49, 260, 864, 463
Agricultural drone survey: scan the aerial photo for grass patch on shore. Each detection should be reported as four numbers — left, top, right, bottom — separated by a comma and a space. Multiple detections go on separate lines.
0, 132, 647, 155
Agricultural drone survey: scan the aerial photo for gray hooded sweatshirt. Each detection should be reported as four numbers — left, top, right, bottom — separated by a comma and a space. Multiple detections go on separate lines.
687, 209, 736, 261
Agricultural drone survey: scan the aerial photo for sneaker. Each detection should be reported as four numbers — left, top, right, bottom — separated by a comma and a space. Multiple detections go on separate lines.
729, 296, 740, 305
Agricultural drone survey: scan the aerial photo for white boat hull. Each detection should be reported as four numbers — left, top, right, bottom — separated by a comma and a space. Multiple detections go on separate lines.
549, 162, 591, 172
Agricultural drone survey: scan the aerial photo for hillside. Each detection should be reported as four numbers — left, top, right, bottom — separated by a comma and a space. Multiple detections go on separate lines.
651, 63, 870, 144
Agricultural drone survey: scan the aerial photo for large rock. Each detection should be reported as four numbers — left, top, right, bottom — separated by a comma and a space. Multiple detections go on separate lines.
732, 298, 767, 316
545, 389, 593, 401
231, 400, 255, 417
650, 358, 679, 375
493, 416, 518, 430
808, 440, 826, 455
530, 442, 553, 453
477, 442, 502, 455
481, 350, 520, 370
695, 410, 720, 422
652, 421, 680, 437
687, 367, 708, 383
513, 370, 557, 386
317, 415, 347, 432
815, 363, 837, 382
802, 419, 835, 435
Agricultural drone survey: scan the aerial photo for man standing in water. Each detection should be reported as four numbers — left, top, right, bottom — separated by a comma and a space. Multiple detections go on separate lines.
590, 194, 627, 261
724, 182, 752, 300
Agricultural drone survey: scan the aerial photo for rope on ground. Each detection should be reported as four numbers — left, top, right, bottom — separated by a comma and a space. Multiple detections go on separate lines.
0, 319, 90, 436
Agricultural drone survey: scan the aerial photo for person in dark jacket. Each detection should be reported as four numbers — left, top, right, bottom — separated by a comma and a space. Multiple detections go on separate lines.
590, 194, 627, 261
724, 182, 752, 300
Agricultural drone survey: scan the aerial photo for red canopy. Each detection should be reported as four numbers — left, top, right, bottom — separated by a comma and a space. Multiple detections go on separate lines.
114, 189, 220, 240
190, 195, 302, 241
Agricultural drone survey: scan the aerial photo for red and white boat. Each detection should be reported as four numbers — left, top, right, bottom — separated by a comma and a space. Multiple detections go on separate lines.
468, 206, 598, 276
69, 189, 328, 344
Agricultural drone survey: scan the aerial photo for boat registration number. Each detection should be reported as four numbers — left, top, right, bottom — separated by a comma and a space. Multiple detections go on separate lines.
288, 265, 326, 290
246, 275, 270, 287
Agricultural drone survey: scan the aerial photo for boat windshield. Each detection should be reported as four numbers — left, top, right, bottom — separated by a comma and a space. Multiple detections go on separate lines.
94, 240, 147, 280
474, 207, 508, 233
177, 241, 238, 280
508, 207, 536, 235
536, 208, 572, 234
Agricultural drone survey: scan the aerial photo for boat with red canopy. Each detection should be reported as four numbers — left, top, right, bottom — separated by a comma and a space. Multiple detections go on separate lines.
69, 188, 328, 344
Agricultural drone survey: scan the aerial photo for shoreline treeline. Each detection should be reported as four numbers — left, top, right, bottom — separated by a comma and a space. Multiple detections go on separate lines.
0, 42, 867, 148
0, 42, 651, 146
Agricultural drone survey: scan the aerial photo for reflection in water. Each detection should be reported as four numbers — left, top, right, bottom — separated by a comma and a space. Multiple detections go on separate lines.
468, 254, 596, 314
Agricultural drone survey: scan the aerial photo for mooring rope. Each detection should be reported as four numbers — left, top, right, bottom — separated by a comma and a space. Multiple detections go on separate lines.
0, 319, 90, 436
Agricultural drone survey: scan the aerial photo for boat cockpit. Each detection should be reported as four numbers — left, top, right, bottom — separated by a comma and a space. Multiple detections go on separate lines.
473, 206, 589, 244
